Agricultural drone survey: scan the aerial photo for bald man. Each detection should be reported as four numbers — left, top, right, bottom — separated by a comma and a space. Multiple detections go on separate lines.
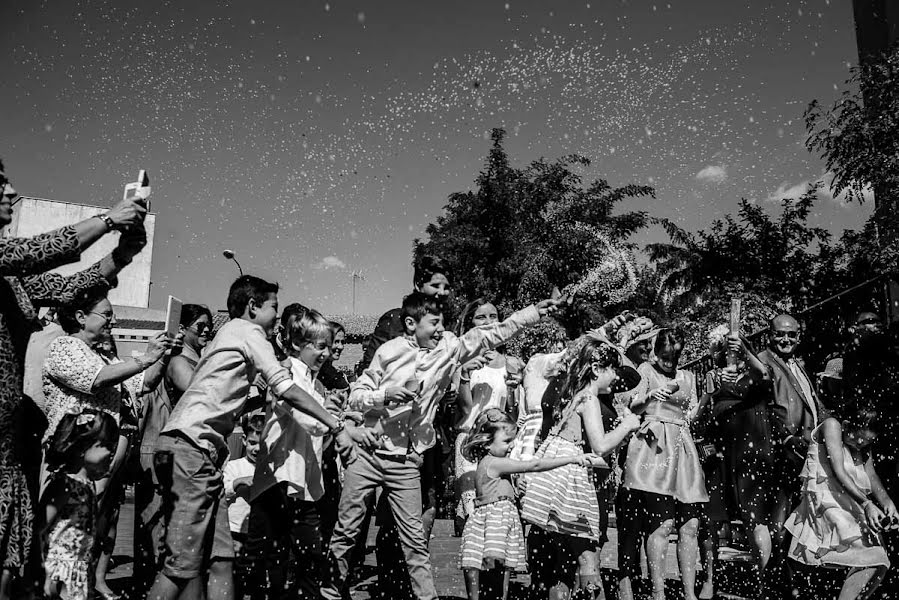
758, 314, 828, 600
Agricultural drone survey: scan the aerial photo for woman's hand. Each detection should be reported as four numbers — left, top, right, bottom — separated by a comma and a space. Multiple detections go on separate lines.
619, 412, 642, 433
384, 386, 416, 405
104, 198, 147, 230
573, 453, 596, 467
650, 387, 671, 403
144, 332, 177, 363
864, 500, 886, 532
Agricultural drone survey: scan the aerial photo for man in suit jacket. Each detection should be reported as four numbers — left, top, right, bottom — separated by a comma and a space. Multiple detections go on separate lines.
758, 313, 827, 600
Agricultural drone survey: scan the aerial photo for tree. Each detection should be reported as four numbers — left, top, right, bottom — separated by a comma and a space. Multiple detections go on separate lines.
805, 41, 899, 266
645, 184, 838, 360
414, 128, 653, 341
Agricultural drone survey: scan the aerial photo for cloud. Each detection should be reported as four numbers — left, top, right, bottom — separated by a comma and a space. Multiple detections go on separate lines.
695, 164, 727, 184
312, 255, 346, 270
765, 172, 874, 206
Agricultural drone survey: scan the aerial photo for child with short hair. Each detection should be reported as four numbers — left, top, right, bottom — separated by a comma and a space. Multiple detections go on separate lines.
460, 408, 598, 600
222, 416, 262, 600
786, 406, 897, 600
248, 308, 340, 599
321, 291, 561, 600
148, 276, 355, 600
41, 409, 119, 600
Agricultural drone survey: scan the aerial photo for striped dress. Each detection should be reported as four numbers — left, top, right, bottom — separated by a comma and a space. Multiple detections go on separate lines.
460, 455, 527, 571
520, 394, 602, 540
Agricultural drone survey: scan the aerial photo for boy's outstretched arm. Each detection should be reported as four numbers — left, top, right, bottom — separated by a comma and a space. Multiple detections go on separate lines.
455, 298, 562, 364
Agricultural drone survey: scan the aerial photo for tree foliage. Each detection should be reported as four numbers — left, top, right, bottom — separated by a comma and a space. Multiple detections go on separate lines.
414, 128, 653, 343
805, 43, 899, 206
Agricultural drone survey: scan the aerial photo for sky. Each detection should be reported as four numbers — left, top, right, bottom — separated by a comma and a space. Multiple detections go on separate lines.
1, 0, 875, 316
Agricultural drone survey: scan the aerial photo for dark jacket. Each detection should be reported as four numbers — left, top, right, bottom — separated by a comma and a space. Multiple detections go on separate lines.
356, 307, 404, 375
758, 349, 826, 446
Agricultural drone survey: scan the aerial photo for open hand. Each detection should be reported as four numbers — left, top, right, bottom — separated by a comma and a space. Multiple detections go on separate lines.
650, 388, 672, 403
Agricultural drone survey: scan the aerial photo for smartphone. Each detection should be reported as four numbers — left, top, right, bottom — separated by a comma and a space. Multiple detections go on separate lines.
123, 170, 152, 204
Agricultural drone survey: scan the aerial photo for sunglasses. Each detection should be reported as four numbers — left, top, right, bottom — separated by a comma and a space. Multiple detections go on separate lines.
90, 311, 115, 322
772, 331, 800, 340
188, 322, 212, 335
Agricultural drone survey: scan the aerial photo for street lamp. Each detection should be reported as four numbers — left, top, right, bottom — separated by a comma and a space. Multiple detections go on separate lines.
222, 249, 244, 276
351, 270, 365, 314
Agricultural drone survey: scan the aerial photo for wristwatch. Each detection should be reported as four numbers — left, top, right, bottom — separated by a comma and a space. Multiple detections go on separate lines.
97, 213, 116, 231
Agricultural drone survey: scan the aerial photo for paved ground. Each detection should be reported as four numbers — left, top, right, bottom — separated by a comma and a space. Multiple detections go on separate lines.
107, 492, 763, 599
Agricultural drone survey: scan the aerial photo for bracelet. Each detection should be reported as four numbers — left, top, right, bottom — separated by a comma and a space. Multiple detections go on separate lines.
459, 374, 471, 383
862, 499, 876, 510
97, 213, 116, 231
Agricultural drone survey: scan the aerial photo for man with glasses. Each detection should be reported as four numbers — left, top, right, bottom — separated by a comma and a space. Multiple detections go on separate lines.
757, 314, 827, 600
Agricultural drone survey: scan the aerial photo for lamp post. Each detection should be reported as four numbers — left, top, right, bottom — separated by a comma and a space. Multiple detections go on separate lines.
351, 270, 365, 314
222, 249, 244, 277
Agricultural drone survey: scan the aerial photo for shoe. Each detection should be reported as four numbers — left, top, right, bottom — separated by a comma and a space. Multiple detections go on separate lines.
94, 588, 122, 600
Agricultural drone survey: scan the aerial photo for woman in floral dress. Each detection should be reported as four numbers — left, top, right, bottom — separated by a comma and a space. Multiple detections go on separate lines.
0, 162, 146, 599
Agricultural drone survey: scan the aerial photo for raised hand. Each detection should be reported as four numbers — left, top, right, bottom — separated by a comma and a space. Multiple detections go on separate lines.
104, 198, 147, 230
145, 332, 177, 363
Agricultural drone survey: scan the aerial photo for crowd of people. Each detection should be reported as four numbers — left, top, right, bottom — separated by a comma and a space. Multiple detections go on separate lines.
1, 162, 899, 600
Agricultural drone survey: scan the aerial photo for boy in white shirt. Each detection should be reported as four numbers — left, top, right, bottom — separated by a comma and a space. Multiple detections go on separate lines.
321, 291, 560, 600
222, 416, 262, 598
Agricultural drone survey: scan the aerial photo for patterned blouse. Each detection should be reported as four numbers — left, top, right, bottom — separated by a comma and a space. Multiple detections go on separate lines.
42, 336, 144, 445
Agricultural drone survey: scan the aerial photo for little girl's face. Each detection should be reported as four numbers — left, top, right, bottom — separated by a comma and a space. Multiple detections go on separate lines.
84, 441, 114, 480
471, 303, 499, 328
489, 427, 516, 458
591, 364, 618, 394
845, 427, 877, 451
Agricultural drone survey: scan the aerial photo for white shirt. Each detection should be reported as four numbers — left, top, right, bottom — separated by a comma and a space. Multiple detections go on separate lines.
250, 357, 329, 502
223, 457, 255, 534
788, 358, 819, 427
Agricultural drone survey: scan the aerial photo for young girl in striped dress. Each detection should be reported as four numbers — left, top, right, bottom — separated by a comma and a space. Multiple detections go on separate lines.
459, 408, 596, 600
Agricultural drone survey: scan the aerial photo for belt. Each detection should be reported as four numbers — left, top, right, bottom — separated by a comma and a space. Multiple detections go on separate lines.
643, 414, 686, 427
475, 495, 516, 508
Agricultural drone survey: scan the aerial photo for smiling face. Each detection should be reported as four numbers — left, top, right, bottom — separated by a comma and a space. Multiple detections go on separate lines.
78, 297, 115, 343
471, 303, 499, 328
297, 332, 333, 374
331, 329, 345, 360
184, 314, 212, 351
625, 339, 652, 365
244, 429, 261, 464
251, 292, 280, 338
654, 345, 683, 375
0, 170, 16, 227
407, 311, 445, 350
770, 315, 801, 358
488, 425, 517, 458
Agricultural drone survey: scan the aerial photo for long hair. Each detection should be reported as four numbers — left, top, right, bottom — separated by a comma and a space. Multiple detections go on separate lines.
44, 410, 118, 472
553, 338, 620, 423
461, 408, 516, 463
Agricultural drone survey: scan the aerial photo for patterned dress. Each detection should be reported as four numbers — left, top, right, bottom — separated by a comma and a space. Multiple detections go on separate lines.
43, 472, 96, 600
42, 336, 144, 445
0, 225, 110, 572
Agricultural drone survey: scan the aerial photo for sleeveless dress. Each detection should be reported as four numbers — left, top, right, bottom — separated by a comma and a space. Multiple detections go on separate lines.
43, 472, 97, 600
520, 393, 604, 540
622, 363, 708, 505
785, 424, 890, 568
459, 455, 527, 571
454, 365, 510, 518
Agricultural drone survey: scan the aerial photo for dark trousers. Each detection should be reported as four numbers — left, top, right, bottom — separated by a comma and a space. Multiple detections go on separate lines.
616, 486, 646, 580
247, 484, 324, 600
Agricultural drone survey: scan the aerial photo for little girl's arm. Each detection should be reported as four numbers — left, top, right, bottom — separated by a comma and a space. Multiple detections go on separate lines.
40, 478, 67, 539
580, 395, 634, 456
486, 454, 584, 477
866, 454, 899, 522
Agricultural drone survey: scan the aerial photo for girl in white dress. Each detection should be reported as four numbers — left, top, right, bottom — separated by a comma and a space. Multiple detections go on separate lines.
786, 406, 897, 600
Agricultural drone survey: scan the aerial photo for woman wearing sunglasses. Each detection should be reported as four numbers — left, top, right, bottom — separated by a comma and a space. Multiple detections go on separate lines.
133, 304, 213, 593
